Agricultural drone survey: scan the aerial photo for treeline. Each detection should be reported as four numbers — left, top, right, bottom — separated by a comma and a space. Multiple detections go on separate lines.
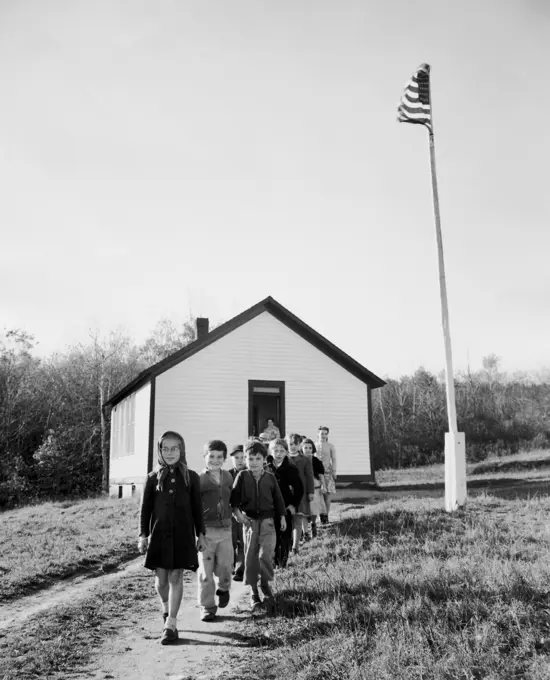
371, 356, 550, 469
0, 319, 197, 508
1, 322, 549, 508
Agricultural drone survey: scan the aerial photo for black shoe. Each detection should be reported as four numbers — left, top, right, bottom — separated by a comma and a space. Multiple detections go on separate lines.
232, 571, 244, 582
311, 523, 317, 538
216, 588, 230, 608
160, 627, 178, 645
163, 613, 168, 623
250, 592, 262, 609
260, 582, 274, 599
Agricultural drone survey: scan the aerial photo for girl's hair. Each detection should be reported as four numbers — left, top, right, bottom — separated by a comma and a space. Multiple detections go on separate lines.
318, 425, 330, 434
286, 432, 302, 445
268, 438, 288, 452
301, 438, 317, 454
203, 439, 228, 459
156, 431, 190, 488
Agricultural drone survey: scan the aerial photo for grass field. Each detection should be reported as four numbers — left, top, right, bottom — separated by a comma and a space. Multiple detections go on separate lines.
375, 449, 550, 487
5, 494, 548, 680
225, 495, 550, 680
2, 452, 550, 679
2, 449, 550, 604
0, 495, 141, 601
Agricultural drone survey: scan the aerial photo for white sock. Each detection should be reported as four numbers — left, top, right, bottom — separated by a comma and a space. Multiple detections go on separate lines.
166, 616, 177, 630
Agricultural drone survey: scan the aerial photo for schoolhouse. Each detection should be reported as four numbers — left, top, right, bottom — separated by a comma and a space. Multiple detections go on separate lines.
105, 296, 385, 497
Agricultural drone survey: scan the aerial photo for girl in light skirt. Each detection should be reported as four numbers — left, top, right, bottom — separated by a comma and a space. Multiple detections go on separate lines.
301, 438, 326, 538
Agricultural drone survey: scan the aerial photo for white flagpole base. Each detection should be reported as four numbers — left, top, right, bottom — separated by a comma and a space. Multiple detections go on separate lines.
444, 431, 467, 512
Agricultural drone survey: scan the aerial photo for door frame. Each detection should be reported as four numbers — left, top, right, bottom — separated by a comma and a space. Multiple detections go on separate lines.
248, 380, 285, 438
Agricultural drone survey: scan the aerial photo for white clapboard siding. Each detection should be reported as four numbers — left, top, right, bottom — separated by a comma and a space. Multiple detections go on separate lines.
110, 382, 151, 484
155, 312, 370, 476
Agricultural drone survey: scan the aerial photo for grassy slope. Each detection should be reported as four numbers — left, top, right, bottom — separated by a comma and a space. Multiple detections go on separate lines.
0, 566, 156, 680
1, 466, 550, 678
376, 449, 550, 487
5, 495, 547, 680
0, 496, 141, 601
222, 496, 550, 680
1, 450, 550, 602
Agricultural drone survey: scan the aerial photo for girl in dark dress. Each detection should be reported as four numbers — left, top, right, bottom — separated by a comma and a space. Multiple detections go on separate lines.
138, 431, 206, 645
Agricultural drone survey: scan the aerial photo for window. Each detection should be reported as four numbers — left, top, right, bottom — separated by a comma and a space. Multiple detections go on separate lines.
112, 394, 136, 458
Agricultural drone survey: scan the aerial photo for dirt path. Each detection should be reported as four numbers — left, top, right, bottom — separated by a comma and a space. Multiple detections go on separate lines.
0, 557, 145, 633
73, 571, 253, 680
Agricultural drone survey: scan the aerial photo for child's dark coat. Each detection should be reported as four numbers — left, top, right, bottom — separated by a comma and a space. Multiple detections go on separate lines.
140, 467, 205, 571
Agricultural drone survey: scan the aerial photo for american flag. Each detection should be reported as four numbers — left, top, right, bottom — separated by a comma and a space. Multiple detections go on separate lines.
397, 63, 432, 131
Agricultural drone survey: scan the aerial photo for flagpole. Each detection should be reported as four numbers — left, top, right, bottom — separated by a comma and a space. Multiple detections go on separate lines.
428, 132, 457, 434
426, 76, 467, 511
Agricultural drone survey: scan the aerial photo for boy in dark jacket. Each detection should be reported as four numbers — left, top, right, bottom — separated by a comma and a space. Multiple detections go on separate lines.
230, 440, 286, 608
266, 438, 304, 567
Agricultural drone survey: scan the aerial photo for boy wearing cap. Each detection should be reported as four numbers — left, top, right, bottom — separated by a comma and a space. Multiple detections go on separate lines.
229, 441, 286, 608
229, 444, 246, 581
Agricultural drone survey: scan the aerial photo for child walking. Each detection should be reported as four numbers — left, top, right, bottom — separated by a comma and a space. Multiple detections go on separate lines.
266, 438, 304, 568
138, 431, 206, 645
230, 440, 286, 608
229, 444, 246, 581
301, 438, 326, 538
316, 426, 338, 524
286, 433, 314, 554
197, 440, 234, 621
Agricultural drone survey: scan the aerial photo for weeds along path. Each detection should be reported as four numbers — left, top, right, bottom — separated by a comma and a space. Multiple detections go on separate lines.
0, 556, 144, 632
0, 502, 355, 636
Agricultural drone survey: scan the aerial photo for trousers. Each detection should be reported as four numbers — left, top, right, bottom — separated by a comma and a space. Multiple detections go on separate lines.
244, 517, 277, 588
232, 516, 244, 576
274, 510, 293, 567
197, 526, 233, 614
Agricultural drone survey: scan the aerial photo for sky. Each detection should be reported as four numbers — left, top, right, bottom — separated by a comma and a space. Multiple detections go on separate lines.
1, 0, 549, 380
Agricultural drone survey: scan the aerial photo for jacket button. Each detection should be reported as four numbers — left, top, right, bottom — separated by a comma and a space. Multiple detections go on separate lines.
171, 478, 175, 483
169, 489, 174, 494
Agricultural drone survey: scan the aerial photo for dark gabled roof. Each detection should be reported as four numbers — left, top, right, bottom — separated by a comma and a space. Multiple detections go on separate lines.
104, 296, 386, 408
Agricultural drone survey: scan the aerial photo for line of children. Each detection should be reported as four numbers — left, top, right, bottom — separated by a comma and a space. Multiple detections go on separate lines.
139, 430, 333, 644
